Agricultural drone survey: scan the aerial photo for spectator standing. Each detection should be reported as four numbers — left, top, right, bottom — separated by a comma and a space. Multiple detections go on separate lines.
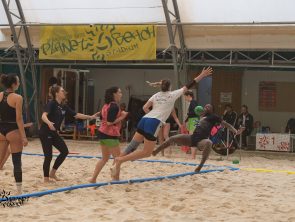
236, 105, 253, 147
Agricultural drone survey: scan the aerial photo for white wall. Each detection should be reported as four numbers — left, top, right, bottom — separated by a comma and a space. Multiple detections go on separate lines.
242, 70, 295, 132
87, 68, 176, 110
1, 0, 295, 25
179, 0, 295, 23
0, 0, 163, 24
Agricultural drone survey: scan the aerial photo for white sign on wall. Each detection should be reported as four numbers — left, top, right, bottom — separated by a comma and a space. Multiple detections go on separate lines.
256, 133, 290, 152
220, 92, 232, 103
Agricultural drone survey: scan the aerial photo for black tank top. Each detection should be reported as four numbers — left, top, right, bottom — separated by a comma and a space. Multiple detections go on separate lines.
0, 91, 17, 123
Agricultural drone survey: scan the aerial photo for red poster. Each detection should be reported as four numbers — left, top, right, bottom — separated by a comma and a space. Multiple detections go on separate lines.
259, 82, 276, 110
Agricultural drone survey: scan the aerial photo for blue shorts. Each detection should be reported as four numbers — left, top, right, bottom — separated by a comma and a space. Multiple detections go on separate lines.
137, 117, 162, 141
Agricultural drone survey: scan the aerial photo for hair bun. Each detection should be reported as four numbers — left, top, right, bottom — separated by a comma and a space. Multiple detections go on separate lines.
0, 74, 8, 84
0, 73, 18, 89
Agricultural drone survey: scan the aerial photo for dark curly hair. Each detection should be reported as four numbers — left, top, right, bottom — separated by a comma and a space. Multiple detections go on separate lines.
184, 90, 194, 98
242, 105, 248, 110
0, 74, 18, 89
104, 86, 119, 104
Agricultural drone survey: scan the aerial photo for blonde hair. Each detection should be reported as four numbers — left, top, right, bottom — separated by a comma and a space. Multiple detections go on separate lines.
146, 80, 162, 88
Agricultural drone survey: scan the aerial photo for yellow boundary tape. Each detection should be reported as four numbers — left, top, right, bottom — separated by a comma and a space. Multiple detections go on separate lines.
242, 168, 295, 174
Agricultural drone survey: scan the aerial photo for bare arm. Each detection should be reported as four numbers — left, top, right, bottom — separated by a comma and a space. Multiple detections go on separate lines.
15, 96, 28, 146
182, 67, 213, 93
221, 121, 238, 134
107, 111, 128, 126
146, 81, 162, 88
75, 113, 97, 120
171, 109, 181, 127
42, 112, 50, 125
143, 100, 153, 114
42, 112, 56, 131
24, 122, 33, 128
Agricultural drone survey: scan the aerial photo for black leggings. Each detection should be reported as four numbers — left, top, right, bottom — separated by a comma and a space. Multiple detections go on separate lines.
39, 131, 69, 177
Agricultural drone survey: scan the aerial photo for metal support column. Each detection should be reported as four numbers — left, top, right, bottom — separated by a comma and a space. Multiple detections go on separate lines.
15, 0, 39, 123
161, 0, 188, 119
1, 0, 39, 126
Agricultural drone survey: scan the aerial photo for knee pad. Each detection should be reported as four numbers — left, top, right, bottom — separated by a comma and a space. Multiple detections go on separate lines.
124, 140, 141, 155
12, 152, 22, 169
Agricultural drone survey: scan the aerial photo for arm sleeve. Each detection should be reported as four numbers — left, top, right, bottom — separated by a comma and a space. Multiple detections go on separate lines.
107, 103, 119, 122
65, 105, 77, 118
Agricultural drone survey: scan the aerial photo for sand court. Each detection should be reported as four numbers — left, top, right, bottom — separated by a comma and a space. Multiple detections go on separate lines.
1, 139, 295, 222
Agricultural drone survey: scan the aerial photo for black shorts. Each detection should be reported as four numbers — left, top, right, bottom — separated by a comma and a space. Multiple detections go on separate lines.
191, 133, 208, 147
98, 131, 119, 140
0, 123, 18, 136
165, 117, 174, 125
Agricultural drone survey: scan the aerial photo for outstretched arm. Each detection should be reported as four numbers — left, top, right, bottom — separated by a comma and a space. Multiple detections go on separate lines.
107, 111, 128, 126
182, 67, 213, 93
221, 121, 237, 134
146, 81, 162, 88
221, 121, 245, 136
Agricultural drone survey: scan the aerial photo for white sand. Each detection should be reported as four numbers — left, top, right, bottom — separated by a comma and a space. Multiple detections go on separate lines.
1, 139, 295, 222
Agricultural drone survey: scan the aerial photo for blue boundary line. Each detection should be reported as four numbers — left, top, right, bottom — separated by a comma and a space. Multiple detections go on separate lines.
22, 152, 226, 167
0, 153, 239, 202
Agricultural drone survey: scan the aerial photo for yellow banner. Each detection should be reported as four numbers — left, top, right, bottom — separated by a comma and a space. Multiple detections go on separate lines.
39, 25, 156, 61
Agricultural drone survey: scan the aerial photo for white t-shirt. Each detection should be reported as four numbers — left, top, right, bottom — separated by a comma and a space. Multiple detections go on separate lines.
144, 88, 184, 123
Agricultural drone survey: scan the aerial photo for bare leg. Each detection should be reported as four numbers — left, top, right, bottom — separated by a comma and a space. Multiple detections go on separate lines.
6, 130, 23, 154
112, 136, 156, 180
6, 130, 23, 194
152, 134, 192, 156
189, 128, 195, 159
89, 145, 111, 183
49, 169, 61, 181
163, 123, 171, 155
0, 135, 9, 170
191, 148, 197, 159
158, 126, 165, 156
194, 139, 212, 172
109, 146, 121, 180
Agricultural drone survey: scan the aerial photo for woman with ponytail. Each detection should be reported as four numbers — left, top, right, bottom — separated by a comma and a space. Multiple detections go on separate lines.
0, 74, 27, 194
111, 67, 213, 180
39, 85, 99, 183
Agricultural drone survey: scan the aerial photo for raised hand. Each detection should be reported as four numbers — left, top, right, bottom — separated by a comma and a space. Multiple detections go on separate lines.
200, 67, 213, 77
146, 81, 162, 88
193, 67, 213, 83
